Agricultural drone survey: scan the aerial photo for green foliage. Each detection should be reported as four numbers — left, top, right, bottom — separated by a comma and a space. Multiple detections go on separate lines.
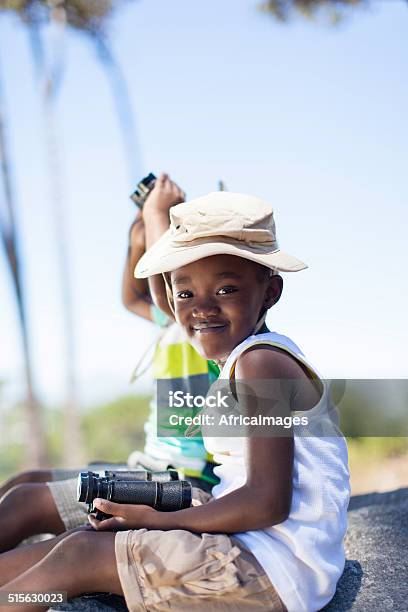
0, 394, 151, 481
348, 436, 408, 461
335, 379, 408, 438
0, 403, 28, 481
0, 0, 126, 34
260, 0, 367, 23
81, 394, 150, 463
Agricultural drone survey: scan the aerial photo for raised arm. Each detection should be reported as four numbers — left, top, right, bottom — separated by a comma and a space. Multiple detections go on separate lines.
142, 173, 185, 319
121, 212, 153, 321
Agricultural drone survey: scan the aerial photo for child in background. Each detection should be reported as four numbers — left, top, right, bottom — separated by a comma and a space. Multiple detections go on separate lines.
0, 192, 349, 612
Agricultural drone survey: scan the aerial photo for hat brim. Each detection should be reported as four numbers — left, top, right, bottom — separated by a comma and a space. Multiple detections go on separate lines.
135, 230, 307, 278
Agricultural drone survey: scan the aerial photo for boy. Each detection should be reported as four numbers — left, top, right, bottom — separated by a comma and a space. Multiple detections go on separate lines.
0, 177, 218, 551
0, 192, 349, 612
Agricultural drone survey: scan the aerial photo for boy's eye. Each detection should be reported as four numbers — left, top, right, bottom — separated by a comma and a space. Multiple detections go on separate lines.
176, 290, 193, 299
217, 286, 238, 295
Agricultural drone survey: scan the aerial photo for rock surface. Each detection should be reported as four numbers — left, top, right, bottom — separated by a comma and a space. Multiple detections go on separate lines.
52, 488, 408, 611
323, 487, 408, 611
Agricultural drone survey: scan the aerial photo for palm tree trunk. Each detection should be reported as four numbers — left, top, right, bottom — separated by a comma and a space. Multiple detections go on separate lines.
93, 34, 142, 183
0, 56, 47, 468
29, 6, 84, 467
43, 93, 84, 466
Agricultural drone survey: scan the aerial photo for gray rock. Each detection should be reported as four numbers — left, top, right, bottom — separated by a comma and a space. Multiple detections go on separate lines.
51, 594, 127, 612
52, 488, 408, 611
324, 487, 408, 611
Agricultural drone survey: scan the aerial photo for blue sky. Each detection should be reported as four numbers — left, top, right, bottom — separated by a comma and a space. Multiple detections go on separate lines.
0, 0, 407, 407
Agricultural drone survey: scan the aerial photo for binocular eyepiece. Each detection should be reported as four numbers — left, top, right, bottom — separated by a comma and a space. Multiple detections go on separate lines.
77, 469, 192, 518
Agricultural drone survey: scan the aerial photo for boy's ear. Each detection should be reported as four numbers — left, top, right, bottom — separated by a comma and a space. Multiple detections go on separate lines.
264, 274, 283, 309
163, 273, 176, 316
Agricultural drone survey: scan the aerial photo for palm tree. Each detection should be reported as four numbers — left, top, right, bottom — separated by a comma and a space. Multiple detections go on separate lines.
259, 0, 367, 22
0, 58, 47, 467
0, 0, 140, 467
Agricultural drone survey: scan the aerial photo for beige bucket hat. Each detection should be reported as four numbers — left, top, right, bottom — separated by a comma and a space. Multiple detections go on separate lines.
135, 192, 307, 278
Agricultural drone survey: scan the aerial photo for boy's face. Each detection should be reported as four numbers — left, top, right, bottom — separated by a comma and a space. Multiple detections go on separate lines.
170, 254, 282, 362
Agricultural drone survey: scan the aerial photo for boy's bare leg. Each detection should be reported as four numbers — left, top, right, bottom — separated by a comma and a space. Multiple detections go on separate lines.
0, 471, 52, 500
0, 484, 65, 553
0, 526, 92, 587
0, 531, 121, 612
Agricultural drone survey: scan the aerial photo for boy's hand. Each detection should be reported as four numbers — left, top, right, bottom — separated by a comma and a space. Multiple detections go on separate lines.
88, 498, 158, 531
143, 172, 185, 217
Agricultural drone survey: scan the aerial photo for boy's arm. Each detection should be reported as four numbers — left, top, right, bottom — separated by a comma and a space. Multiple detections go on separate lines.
91, 348, 303, 533
142, 173, 185, 319
92, 437, 293, 533
121, 214, 153, 321
151, 435, 293, 533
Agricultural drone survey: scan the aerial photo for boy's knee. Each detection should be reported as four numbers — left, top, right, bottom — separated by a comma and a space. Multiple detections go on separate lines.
0, 483, 65, 551
1, 470, 52, 496
56, 531, 99, 564
1, 483, 64, 533
19, 469, 53, 484
49, 531, 118, 592
5, 482, 47, 509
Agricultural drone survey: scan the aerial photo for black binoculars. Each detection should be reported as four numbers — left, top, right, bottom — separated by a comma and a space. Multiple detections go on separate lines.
129, 173, 156, 209
77, 469, 192, 520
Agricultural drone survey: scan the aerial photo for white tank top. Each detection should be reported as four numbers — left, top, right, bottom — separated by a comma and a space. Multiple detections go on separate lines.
204, 331, 350, 612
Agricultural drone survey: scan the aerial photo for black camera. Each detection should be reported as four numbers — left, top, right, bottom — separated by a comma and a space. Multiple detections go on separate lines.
130, 173, 156, 209
77, 470, 191, 520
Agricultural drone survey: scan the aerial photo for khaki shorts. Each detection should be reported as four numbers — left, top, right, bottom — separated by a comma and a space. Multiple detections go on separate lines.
115, 489, 286, 611
47, 478, 88, 531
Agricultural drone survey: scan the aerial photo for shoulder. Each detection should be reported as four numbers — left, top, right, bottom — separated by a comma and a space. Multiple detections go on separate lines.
234, 344, 322, 411
235, 344, 309, 381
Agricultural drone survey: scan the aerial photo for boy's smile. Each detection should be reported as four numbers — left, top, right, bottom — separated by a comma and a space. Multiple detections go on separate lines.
170, 255, 282, 362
